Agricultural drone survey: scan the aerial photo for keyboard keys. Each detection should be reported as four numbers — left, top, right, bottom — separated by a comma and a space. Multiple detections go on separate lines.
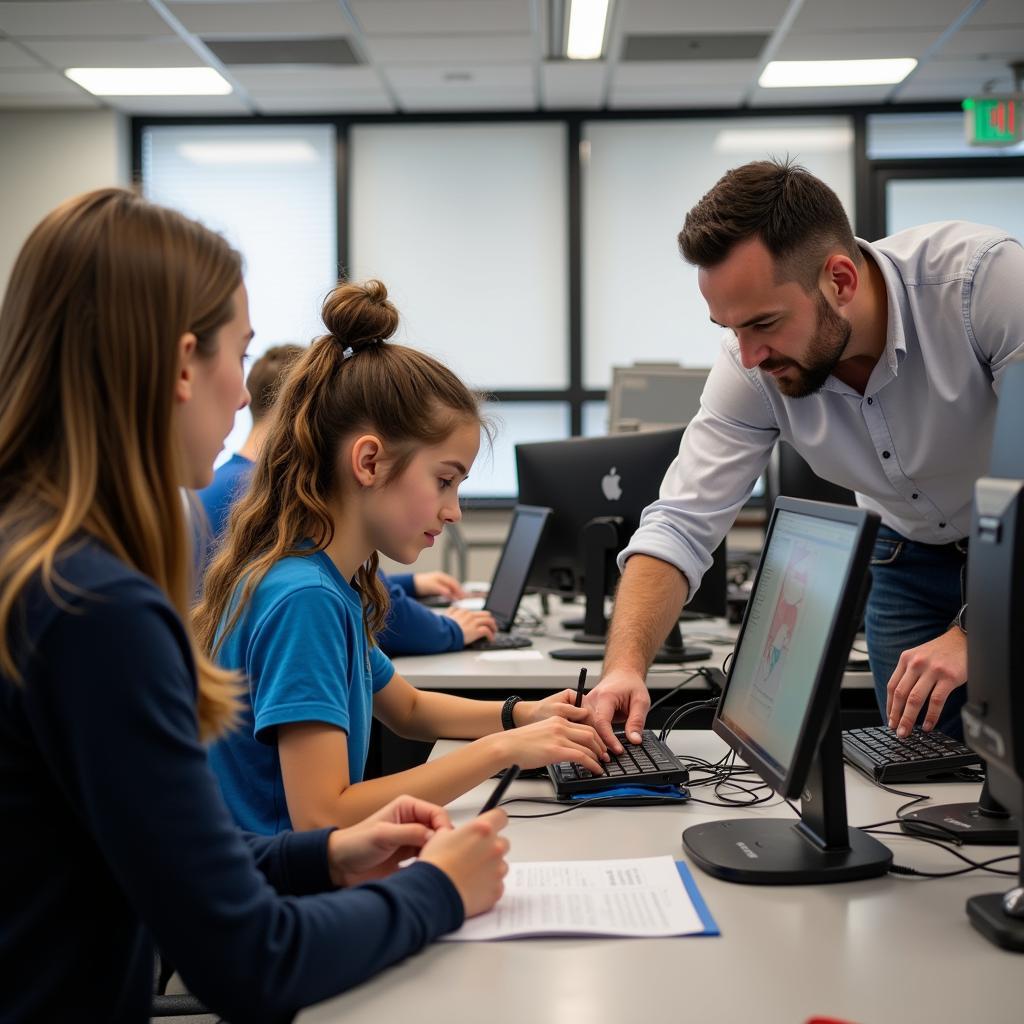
841, 726, 981, 784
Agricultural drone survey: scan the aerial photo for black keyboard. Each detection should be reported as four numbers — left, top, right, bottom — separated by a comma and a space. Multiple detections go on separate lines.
469, 633, 532, 651
842, 726, 982, 784
548, 729, 689, 796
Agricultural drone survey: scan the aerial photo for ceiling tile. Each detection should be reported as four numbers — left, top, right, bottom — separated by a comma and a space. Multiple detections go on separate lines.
609, 83, 747, 109
774, 31, 940, 61
959, 0, 1024, 26
393, 85, 535, 111
385, 62, 532, 90
620, 0, 790, 34
252, 90, 394, 113
790, 0, 968, 33
748, 83, 893, 106
350, 1, 528, 36
541, 61, 605, 109
23, 37, 202, 68
0, 2, 168, 38
101, 92, 250, 114
167, 1, 352, 37
941, 26, 1024, 59
615, 60, 758, 88
0, 67, 94, 96
0, 38, 42, 68
227, 64, 380, 92
364, 33, 533, 63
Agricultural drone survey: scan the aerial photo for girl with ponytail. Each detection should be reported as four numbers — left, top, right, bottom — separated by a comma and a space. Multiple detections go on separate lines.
198, 279, 608, 834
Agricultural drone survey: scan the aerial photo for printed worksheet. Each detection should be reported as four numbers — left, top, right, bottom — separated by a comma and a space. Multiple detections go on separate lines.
441, 855, 717, 941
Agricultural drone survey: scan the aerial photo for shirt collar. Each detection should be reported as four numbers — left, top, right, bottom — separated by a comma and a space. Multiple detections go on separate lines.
857, 236, 911, 381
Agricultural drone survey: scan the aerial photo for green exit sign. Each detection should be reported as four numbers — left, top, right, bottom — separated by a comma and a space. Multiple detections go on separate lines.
963, 95, 1022, 147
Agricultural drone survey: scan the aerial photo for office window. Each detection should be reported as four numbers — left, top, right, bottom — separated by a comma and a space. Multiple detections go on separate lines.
141, 123, 338, 458
349, 123, 568, 391
582, 117, 855, 390
887, 177, 1024, 243
868, 112, 1024, 160
461, 401, 571, 501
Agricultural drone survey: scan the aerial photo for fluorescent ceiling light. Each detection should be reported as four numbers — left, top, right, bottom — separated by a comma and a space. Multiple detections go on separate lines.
178, 141, 318, 165
714, 126, 854, 153
65, 67, 232, 96
567, 0, 610, 61
759, 59, 917, 89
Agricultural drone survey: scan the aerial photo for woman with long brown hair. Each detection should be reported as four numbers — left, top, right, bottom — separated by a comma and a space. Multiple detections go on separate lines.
0, 189, 509, 1022
197, 278, 608, 837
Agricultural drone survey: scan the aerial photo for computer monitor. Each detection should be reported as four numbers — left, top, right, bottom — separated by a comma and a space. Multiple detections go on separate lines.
956, 360, 1024, 951
608, 363, 710, 433
682, 497, 892, 884
483, 505, 551, 633
766, 441, 856, 508
514, 428, 728, 662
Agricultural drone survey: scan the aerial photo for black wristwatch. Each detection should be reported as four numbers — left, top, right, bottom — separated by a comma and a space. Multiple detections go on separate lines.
951, 603, 967, 635
501, 695, 522, 730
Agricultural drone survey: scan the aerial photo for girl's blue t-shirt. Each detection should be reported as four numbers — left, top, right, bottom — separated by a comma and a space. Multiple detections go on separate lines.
209, 549, 394, 835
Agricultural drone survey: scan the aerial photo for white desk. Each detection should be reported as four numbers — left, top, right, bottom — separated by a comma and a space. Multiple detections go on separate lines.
392, 600, 874, 694
301, 732, 1020, 1024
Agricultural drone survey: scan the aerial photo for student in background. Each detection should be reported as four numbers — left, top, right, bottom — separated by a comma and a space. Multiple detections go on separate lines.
197, 344, 498, 653
0, 189, 509, 1023
196, 279, 608, 835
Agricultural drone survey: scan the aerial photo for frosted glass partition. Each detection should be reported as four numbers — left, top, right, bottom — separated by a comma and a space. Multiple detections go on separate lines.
350, 123, 568, 390
582, 117, 854, 390
868, 112, 1024, 159
582, 400, 609, 437
887, 178, 1024, 243
142, 123, 338, 462
461, 401, 570, 500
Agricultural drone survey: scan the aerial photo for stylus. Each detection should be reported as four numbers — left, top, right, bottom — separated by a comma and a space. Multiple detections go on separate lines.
574, 667, 588, 708
479, 765, 520, 814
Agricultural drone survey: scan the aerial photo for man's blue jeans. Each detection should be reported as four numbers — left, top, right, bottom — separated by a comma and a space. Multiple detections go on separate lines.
863, 525, 968, 740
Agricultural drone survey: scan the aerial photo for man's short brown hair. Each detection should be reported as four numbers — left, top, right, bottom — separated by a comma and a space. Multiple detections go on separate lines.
678, 159, 860, 289
247, 343, 304, 422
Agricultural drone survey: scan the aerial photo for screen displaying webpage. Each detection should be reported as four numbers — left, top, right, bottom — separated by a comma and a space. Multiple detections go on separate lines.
721, 510, 859, 775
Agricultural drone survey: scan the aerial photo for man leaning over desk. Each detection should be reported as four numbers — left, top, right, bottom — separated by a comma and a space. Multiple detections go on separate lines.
586, 158, 1024, 751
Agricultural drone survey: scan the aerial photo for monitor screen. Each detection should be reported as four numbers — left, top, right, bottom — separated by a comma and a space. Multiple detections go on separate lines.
609, 365, 710, 432
484, 505, 550, 631
718, 507, 861, 783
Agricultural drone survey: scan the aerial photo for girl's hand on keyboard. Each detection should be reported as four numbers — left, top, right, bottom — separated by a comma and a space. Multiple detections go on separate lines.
516, 690, 597, 729
445, 607, 497, 645
496, 718, 608, 775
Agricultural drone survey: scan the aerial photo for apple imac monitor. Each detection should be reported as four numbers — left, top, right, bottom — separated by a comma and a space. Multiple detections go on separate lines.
682, 497, 892, 884
514, 428, 728, 662
766, 440, 856, 509
608, 364, 710, 433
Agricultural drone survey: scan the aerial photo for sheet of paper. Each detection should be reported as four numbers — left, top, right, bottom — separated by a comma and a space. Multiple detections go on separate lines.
442, 856, 711, 941
475, 650, 545, 662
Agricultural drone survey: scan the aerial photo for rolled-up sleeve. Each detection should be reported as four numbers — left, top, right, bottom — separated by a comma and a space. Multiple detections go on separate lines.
618, 341, 779, 598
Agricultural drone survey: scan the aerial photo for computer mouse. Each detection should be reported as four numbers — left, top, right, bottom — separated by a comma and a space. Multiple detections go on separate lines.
1001, 886, 1024, 918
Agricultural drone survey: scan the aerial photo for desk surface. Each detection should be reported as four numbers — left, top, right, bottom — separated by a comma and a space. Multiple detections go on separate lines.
301, 732, 1020, 1024
393, 599, 873, 693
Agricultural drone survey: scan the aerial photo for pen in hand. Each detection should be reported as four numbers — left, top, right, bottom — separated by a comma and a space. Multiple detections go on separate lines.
479, 765, 520, 814
574, 667, 588, 709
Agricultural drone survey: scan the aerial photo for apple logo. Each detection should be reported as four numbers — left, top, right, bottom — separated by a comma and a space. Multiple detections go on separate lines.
601, 466, 622, 501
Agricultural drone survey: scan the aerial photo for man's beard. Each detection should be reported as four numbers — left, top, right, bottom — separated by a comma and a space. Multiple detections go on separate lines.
762, 292, 851, 398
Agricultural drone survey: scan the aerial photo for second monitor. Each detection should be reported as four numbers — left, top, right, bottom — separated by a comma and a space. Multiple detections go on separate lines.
515, 428, 727, 662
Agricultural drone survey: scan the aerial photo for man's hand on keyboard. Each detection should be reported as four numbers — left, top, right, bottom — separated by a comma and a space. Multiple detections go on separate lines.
886, 627, 968, 738
585, 668, 650, 754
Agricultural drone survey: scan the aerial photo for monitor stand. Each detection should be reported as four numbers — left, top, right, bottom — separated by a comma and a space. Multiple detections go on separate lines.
548, 516, 711, 663
681, 706, 893, 884
900, 777, 1020, 845
966, 783, 1024, 953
